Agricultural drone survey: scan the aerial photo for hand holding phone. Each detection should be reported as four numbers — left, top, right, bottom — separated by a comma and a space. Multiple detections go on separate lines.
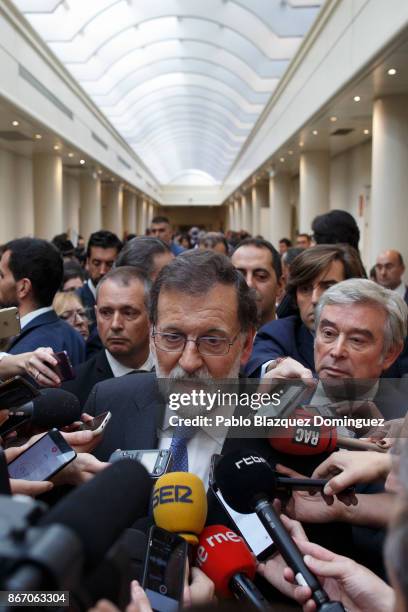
7, 429, 76, 482
52, 351, 75, 382
79, 411, 111, 435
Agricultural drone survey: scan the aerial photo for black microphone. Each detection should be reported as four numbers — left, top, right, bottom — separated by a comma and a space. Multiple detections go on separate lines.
9, 388, 81, 428
5, 460, 152, 595
214, 450, 346, 612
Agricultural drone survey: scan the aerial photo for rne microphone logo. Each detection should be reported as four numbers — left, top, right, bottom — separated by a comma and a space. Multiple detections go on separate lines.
152, 484, 193, 508
235, 455, 266, 469
196, 531, 242, 565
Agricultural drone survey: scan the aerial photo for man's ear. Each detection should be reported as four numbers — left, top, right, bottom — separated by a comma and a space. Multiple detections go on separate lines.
239, 326, 256, 368
382, 342, 404, 372
16, 277, 32, 301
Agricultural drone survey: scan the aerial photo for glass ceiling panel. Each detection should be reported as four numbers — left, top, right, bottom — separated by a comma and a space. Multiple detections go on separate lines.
12, 0, 323, 185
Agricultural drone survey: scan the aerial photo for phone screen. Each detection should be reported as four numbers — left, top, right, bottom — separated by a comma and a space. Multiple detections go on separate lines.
143, 527, 187, 612
138, 450, 160, 474
8, 432, 75, 481
214, 488, 274, 559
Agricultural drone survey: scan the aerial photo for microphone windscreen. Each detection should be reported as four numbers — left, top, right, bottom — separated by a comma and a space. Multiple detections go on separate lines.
152, 472, 207, 544
196, 525, 256, 598
214, 450, 276, 514
32, 388, 82, 428
269, 408, 337, 456
39, 460, 152, 572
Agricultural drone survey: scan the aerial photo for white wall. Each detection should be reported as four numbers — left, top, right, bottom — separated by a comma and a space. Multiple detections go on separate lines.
63, 173, 80, 236
0, 148, 34, 243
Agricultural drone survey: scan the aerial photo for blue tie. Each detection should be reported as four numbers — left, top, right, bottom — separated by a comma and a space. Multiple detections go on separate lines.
169, 429, 190, 472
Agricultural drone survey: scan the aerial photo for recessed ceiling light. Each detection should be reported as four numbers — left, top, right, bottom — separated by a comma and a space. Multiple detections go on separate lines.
363, 129, 370, 135
53, 144, 60, 150
312, 130, 318, 135
280, 157, 285, 163
79, 159, 85, 165
12, 120, 19, 126
111, 177, 115, 182
299, 141, 304, 147
97, 169, 103, 175
34, 133, 42, 140
288, 150, 293, 155
388, 68, 397, 76
330, 116, 337, 122
353, 95, 361, 102
68, 152, 74, 158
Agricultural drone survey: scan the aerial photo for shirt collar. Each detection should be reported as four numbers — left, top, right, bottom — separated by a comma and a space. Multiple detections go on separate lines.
105, 349, 154, 377
394, 282, 406, 299
87, 278, 97, 299
20, 306, 54, 329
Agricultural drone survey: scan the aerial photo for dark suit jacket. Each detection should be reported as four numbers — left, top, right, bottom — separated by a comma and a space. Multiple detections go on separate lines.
245, 315, 314, 377
8, 310, 85, 366
63, 349, 113, 408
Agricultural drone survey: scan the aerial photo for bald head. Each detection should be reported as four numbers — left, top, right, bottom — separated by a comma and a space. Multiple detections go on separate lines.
375, 250, 405, 290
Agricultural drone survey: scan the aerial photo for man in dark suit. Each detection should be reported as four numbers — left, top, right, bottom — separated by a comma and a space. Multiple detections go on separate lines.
0, 238, 85, 371
64, 266, 153, 407
76, 230, 122, 329
375, 249, 408, 305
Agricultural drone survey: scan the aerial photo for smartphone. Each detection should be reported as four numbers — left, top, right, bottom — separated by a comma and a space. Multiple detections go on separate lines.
0, 376, 39, 410
109, 449, 172, 478
53, 351, 75, 382
209, 454, 276, 561
0, 307, 20, 340
142, 526, 187, 612
7, 429, 76, 481
80, 411, 111, 435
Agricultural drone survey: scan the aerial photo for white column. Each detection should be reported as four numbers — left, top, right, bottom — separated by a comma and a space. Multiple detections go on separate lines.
233, 198, 241, 231
269, 171, 292, 246
0, 150, 16, 242
147, 202, 155, 227
123, 191, 137, 235
80, 172, 101, 241
299, 150, 330, 234
227, 201, 234, 230
252, 182, 268, 237
63, 174, 80, 237
240, 194, 252, 233
14, 155, 34, 238
370, 95, 408, 261
33, 153, 63, 239
102, 183, 123, 238
138, 198, 148, 235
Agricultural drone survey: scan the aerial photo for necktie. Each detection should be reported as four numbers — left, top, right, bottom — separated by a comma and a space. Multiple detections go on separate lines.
169, 428, 190, 472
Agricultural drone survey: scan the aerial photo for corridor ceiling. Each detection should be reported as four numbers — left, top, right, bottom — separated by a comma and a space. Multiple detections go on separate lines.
12, 0, 323, 186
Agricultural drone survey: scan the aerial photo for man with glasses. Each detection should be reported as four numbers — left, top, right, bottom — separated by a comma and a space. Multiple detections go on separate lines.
64, 267, 154, 407
84, 251, 260, 486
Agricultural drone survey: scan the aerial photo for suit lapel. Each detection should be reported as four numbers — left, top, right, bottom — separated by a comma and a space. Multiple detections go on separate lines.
298, 323, 315, 371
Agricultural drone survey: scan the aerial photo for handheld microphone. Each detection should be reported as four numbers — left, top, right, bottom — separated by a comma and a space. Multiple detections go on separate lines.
9, 388, 82, 429
197, 525, 271, 611
269, 408, 386, 455
214, 450, 346, 612
152, 472, 207, 545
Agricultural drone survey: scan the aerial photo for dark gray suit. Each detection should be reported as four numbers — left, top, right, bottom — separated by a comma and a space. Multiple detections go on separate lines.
63, 349, 114, 408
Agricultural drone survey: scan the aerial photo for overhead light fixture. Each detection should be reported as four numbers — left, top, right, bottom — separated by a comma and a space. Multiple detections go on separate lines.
387, 68, 397, 76
280, 157, 285, 163
12, 120, 19, 127
53, 144, 60, 150
299, 141, 304, 147
79, 159, 85, 165
312, 130, 318, 135
353, 95, 361, 102
97, 169, 103, 175
68, 152, 74, 158
288, 150, 293, 155
330, 116, 337, 122
363, 129, 370, 135
34, 133, 42, 140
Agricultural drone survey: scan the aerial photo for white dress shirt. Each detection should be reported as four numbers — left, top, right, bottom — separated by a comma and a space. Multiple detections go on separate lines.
105, 350, 154, 377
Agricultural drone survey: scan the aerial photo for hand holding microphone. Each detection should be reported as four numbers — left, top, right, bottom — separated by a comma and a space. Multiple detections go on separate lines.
215, 450, 346, 612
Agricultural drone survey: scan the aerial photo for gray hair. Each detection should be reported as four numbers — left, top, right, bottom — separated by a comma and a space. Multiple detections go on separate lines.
315, 278, 408, 353
96, 265, 151, 308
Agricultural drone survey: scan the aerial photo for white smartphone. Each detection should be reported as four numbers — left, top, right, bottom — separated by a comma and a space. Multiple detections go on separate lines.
0, 307, 20, 340
80, 411, 111, 435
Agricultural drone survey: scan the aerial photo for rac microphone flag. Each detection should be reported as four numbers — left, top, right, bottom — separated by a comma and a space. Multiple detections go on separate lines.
152, 471, 207, 545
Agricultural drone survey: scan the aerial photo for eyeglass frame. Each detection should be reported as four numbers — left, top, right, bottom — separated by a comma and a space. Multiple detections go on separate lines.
151, 326, 241, 356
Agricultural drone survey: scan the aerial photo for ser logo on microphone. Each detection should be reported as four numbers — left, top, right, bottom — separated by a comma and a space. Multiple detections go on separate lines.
152, 484, 193, 508
235, 455, 266, 470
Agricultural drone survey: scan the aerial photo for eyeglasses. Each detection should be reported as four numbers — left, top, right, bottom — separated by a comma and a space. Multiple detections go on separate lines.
151, 328, 241, 356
